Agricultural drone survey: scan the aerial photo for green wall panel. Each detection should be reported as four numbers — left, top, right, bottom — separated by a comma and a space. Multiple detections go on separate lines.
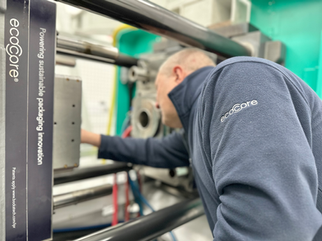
251, 0, 322, 95
115, 30, 160, 136
317, 31, 322, 98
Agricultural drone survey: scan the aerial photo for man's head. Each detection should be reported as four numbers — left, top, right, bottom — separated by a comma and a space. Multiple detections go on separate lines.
155, 48, 216, 128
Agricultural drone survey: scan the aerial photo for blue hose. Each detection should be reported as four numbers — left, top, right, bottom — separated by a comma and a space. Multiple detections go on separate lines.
128, 173, 178, 241
128, 173, 144, 216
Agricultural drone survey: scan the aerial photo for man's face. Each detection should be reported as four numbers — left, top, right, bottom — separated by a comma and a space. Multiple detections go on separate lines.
155, 72, 183, 128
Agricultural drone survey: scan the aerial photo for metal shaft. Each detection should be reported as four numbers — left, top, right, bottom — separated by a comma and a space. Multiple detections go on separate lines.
56, 54, 76, 67
73, 198, 204, 241
54, 162, 132, 185
57, 36, 138, 67
55, 0, 251, 58
54, 184, 113, 210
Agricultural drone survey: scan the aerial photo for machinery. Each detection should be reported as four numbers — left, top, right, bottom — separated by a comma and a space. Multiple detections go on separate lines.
0, 0, 286, 240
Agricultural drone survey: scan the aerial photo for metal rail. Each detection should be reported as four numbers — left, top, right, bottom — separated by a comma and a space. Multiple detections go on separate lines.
56, 54, 76, 67
56, 0, 251, 58
53, 184, 113, 209
73, 198, 204, 241
54, 162, 131, 185
57, 36, 138, 67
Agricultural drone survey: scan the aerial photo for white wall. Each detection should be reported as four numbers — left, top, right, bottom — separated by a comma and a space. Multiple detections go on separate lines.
150, 0, 250, 27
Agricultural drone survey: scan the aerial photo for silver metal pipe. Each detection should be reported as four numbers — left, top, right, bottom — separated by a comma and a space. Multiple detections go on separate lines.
56, 37, 139, 67
128, 65, 149, 82
57, 47, 115, 64
53, 184, 113, 210
57, 37, 118, 60
55, 0, 251, 58
56, 54, 76, 67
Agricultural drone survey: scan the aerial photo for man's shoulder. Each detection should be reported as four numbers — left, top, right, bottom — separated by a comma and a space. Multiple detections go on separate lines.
203, 57, 284, 91
216, 56, 284, 73
200, 56, 310, 107
207, 56, 303, 90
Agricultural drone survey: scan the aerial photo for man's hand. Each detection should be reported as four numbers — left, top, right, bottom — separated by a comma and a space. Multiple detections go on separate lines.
81, 129, 101, 147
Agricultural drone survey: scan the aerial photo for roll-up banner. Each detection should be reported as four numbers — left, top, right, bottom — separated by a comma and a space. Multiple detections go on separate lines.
3, 0, 56, 240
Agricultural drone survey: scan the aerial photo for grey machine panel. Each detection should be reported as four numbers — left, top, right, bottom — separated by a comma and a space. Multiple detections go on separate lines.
53, 75, 82, 170
0, 0, 6, 240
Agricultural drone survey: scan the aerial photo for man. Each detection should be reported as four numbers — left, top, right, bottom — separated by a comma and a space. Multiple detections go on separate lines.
81, 48, 322, 240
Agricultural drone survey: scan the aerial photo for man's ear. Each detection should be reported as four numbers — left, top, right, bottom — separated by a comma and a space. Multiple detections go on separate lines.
173, 65, 185, 84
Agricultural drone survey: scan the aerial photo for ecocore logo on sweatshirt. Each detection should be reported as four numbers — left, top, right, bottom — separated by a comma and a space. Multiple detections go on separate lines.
220, 100, 258, 122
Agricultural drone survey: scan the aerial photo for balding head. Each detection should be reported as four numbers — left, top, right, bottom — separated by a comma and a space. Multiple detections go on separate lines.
155, 48, 216, 128
159, 48, 216, 77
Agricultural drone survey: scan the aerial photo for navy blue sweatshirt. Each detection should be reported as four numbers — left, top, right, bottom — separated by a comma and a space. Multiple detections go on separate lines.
99, 57, 322, 240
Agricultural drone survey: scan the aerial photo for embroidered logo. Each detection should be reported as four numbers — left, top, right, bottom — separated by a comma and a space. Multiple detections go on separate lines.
221, 100, 258, 122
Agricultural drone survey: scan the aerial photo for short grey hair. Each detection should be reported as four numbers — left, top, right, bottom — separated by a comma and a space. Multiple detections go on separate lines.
159, 48, 216, 76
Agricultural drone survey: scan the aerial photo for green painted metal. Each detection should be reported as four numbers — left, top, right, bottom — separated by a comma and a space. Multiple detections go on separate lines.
250, 0, 322, 97
115, 29, 160, 136
317, 31, 322, 98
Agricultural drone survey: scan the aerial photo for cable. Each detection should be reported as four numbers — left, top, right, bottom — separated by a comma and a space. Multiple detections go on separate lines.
112, 174, 118, 226
136, 170, 142, 218
125, 175, 130, 221
121, 126, 132, 221
121, 126, 132, 138
128, 172, 144, 216
121, 112, 131, 134
128, 173, 178, 241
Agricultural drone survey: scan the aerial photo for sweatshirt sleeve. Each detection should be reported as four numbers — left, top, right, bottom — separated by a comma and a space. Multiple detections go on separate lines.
98, 131, 190, 168
199, 61, 322, 240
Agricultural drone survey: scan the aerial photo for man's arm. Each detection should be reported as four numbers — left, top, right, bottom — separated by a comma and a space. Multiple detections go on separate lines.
82, 129, 190, 168
201, 60, 322, 240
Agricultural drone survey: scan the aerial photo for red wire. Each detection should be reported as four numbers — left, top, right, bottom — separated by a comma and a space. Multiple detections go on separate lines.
136, 170, 142, 218
137, 170, 142, 193
112, 174, 118, 226
122, 125, 132, 221
122, 126, 132, 138
125, 175, 130, 221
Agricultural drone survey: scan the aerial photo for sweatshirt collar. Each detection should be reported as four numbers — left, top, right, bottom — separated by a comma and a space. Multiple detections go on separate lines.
168, 66, 215, 131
